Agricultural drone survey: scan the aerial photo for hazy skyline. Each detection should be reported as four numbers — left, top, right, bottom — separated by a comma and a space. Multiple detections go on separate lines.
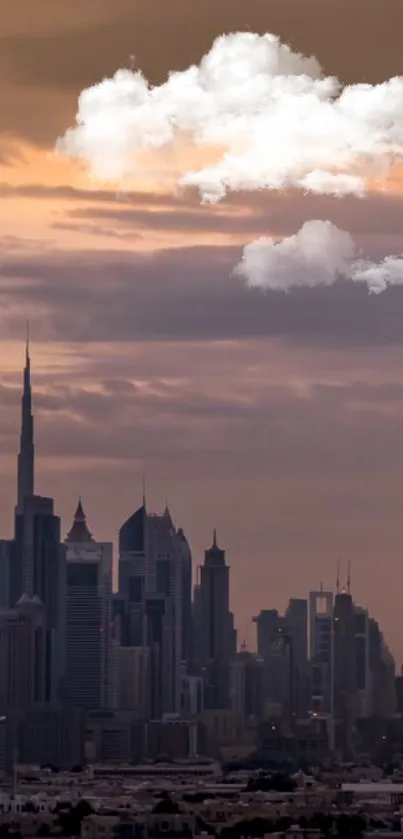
1, 0, 403, 658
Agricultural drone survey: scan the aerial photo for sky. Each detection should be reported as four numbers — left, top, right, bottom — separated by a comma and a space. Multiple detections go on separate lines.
1, 0, 403, 658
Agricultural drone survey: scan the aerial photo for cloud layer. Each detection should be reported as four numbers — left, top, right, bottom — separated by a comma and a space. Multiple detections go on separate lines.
233, 220, 403, 294
58, 31, 403, 202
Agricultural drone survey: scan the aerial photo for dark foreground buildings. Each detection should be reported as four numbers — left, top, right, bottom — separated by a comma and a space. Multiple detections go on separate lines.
0, 341, 399, 769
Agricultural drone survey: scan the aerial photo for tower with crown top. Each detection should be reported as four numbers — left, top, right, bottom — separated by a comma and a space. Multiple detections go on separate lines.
64, 498, 115, 710
195, 530, 234, 709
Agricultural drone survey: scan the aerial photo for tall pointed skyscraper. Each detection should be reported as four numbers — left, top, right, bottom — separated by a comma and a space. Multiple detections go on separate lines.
16, 323, 34, 513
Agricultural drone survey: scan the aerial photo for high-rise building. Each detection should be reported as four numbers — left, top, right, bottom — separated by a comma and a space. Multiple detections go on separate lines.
369, 617, 396, 718
0, 541, 10, 608
285, 598, 309, 716
309, 590, 333, 713
117, 645, 150, 715
354, 607, 371, 717
332, 588, 358, 757
333, 590, 357, 720
118, 500, 189, 716
253, 609, 290, 716
195, 531, 233, 709
177, 527, 193, 670
16, 326, 34, 516
0, 595, 46, 708
229, 651, 264, 721
64, 500, 114, 710
254, 609, 282, 659
13, 494, 66, 702
118, 500, 146, 650
9, 339, 66, 702
9, 332, 35, 608
145, 507, 184, 715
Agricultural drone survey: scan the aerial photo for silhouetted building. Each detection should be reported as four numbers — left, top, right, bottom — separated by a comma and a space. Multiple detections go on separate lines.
195, 531, 233, 709
309, 589, 333, 713
0, 541, 10, 608
64, 499, 115, 709
117, 645, 150, 715
253, 609, 291, 717
285, 598, 309, 716
229, 651, 264, 720
177, 527, 193, 670
333, 589, 357, 756
0, 595, 46, 708
13, 494, 66, 703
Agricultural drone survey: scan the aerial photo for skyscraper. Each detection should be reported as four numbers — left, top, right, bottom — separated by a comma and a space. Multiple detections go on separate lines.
0, 594, 47, 708
64, 500, 114, 709
118, 500, 146, 647
118, 500, 190, 716
9, 333, 35, 608
145, 506, 184, 715
10, 338, 66, 702
195, 530, 233, 709
177, 527, 193, 670
309, 589, 333, 713
16, 325, 34, 515
285, 598, 309, 716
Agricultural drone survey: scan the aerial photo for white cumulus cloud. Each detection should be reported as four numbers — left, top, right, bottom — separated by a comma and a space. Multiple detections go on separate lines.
232, 220, 403, 295
57, 31, 403, 202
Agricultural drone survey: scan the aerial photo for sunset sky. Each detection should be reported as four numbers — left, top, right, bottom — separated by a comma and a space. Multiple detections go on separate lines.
2, 0, 403, 658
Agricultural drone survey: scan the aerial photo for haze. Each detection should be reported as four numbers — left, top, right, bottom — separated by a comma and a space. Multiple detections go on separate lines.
1, 0, 403, 658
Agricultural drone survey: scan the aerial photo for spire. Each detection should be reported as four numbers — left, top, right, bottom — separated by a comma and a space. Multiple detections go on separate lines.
16, 325, 34, 512
163, 496, 171, 518
65, 497, 94, 543
347, 559, 351, 595
142, 473, 146, 507
205, 528, 226, 564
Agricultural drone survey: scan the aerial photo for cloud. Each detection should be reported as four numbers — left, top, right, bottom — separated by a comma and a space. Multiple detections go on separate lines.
51, 221, 143, 241
58, 31, 403, 202
233, 220, 403, 294
3, 241, 403, 349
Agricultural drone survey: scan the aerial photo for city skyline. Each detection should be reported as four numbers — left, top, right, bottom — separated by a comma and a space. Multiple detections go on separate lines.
1, 336, 397, 667
2, 0, 403, 661
0, 328, 397, 766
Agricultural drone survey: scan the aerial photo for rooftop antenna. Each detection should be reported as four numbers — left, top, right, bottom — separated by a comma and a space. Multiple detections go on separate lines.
25, 319, 31, 366
241, 619, 249, 653
347, 559, 351, 595
142, 473, 146, 507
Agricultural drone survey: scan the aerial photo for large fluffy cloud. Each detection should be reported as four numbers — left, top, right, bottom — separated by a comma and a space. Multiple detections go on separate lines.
57, 31, 403, 202
233, 220, 403, 294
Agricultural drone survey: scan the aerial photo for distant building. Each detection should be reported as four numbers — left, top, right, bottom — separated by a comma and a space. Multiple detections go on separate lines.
10, 336, 65, 703
309, 590, 333, 713
181, 673, 204, 717
354, 607, 371, 717
285, 598, 309, 716
64, 500, 114, 710
117, 645, 150, 715
253, 609, 291, 718
195, 531, 234, 710
176, 527, 193, 670
0, 595, 47, 708
118, 500, 190, 716
229, 651, 264, 720
0, 541, 10, 608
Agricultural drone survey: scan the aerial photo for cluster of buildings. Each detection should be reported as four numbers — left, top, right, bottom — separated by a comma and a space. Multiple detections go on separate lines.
0, 340, 400, 771
0, 763, 403, 839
